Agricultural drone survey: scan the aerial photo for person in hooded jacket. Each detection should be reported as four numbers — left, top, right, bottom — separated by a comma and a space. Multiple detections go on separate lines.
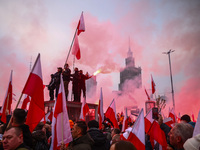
32, 122, 49, 150
87, 120, 110, 150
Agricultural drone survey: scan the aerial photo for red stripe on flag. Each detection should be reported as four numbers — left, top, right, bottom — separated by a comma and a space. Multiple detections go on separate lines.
128, 132, 145, 150
23, 73, 45, 132
105, 107, 119, 129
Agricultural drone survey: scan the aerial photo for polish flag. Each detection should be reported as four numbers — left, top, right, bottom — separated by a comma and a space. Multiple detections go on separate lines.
105, 99, 119, 129
151, 75, 156, 94
192, 111, 196, 122
98, 88, 104, 129
163, 117, 173, 128
22, 54, 45, 132
167, 107, 176, 128
77, 12, 85, 35
145, 109, 154, 134
79, 97, 89, 121
145, 87, 150, 100
21, 95, 31, 110
122, 107, 128, 132
193, 110, 200, 137
148, 120, 167, 149
46, 111, 53, 122
127, 109, 145, 150
0, 70, 13, 123
50, 74, 72, 150
72, 32, 81, 60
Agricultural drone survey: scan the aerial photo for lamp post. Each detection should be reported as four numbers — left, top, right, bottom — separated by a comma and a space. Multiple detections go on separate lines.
163, 49, 175, 111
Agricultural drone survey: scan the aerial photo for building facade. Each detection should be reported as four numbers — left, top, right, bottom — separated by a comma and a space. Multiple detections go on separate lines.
118, 46, 142, 91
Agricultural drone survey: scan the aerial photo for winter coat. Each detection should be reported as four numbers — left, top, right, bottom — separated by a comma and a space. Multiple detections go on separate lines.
32, 130, 49, 150
67, 133, 94, 150
19, 124, 33, 148
87, 128, 110, 150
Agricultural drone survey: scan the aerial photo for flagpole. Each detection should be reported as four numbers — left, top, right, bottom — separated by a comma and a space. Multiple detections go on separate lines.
65, 11, 84, 64
61, 112, 64, 144
7, 94, 23, 128
65, 29, 78, 64
71, 55, 76, 101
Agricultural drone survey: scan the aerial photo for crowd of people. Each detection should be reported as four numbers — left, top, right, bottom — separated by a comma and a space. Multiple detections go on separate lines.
47, 64, 92, 102
0, 108, 199, 150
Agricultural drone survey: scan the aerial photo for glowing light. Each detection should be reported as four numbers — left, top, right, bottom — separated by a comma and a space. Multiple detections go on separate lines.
93, 69, 101, 76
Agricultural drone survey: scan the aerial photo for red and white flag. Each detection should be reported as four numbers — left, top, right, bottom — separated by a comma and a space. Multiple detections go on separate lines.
122, 107, 128, 132
193, 110, 200, 137
0, 70, 13, 123
50, 74, 72, 150
177, 112, 181, 123
145, 109, 154, 134
77, 12, 85, 35
72, 32, 81, 60
192, 111, 196, 122
22, 54, 45, 132
169, 107, 176, 122
46, 111, 53, 122
128, 109, 145, 150
105, 99, 119, 129
148, 120, 167, 149
151, 75, 156, 94
98, 87, 104, 129
21, 95, 31, 110
144, 87, 150, 100
79, 97, 89, 121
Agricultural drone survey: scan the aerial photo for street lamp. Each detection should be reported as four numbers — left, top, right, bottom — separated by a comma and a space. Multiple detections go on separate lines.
163, 49, 175, 111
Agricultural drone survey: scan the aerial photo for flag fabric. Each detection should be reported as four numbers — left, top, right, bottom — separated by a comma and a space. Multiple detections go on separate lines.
79, 97, 89, 121
77, 12, 85, 35
122, 107, 128, 132
120, 126, 132, 140
72, 32, 81, 60
167, 107, 176, 128
127, 108, 145, 150
0, 70, 13, 123
98, 87, 104, 129
22, 54, 45, 132
105, 99, 119, 129
151, 75, 156, 94
192, 111, 196, 122
148, 120, 168, 149
145, 87, 150, 100
177, 112, 181, 123
21, 95, 30, 110
145, 109, 154, 134
50, 74, 72, 150
163, 117, 174, 128
193, 110, 200, 137
46, 111, 53, 122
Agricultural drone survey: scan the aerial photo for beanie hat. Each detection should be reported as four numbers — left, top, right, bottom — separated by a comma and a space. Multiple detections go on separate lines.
183, 134, 200, 150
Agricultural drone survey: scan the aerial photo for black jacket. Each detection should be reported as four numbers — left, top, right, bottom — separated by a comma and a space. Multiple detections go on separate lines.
19, 124, 33, 148
67, 133, 94, 150
88, 128, 110, 150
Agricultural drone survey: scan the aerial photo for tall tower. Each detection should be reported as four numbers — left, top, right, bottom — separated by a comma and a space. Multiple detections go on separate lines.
118, 44, 142, 91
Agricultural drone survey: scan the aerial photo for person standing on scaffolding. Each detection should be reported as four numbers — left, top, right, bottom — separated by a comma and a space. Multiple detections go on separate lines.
54, 67, 63, 98
79, 70, 92, 99
71, 67, 81, 102
47, 74, 56, 101
63, 63, 71, 101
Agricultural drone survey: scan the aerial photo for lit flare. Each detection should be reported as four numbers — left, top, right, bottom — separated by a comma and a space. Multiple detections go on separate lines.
93, 69, 101, 76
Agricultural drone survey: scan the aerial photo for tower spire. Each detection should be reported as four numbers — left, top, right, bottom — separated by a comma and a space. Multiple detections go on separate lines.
127, 37, 133, 58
